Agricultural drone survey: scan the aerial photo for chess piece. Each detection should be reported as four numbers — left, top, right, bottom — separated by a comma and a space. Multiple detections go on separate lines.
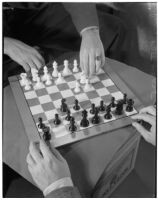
74, 81, 80, 93
126, 99, 134, 112
69, 117, 77, 132
80, 109, 89, 127
65, 110, 72, 121
34, 76, 44, 89
80, 72, 86, 84
52, 61, 58, 77
115, 100, 124, 115
54, 113, 61, 125
38, 117, 45, 129
84, 79, 91, 91
91, 108, 100, 124
42, 66, 52, 82
73, 59, 79, 72
45, 74, 52, 85
56, 73, 65, 84
123, 93, 127, 104
20, 73, 31, 86
104, 105, 112, 119
42, 126, 51, 142
31, 68, 38, 82
60, 98, 68, 112
73, 99, 80, 110
62, 60, 71, 76
90, 103, 96, 114
110, 97, 116, 108
99, 100, 105, 111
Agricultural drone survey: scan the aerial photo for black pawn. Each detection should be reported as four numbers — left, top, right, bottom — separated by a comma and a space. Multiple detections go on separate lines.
60, 98, 68, 112
73, 99, 80, 110
69, 117, 77, 132
104, 105, 112, 119
115, 100, 124, 115
42, 126, 51, 141
123, 93, 127, 104
38, 117, 45, 129
91, 108, 100, 124
99, 100, 105, 111
110, 97, 116, 108
65, 110, 71, 121
126, 99, 134, 112
80, 110, 89, 127
90, 103, 95, 114
54, 113, 61, 125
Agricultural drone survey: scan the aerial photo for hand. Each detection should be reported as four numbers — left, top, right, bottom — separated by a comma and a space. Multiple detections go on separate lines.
131, 106, 156, 146
80, 28, 105, 77
26, 140, 71, 192
4, 37, 45, 72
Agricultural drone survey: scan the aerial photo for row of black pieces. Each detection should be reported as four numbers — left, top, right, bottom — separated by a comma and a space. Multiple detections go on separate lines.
38, 118, 51, 141
60, 98, 80, 113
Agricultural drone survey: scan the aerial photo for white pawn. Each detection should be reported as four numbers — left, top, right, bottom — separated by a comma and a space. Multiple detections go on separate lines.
74, 81, 80, 93
31, 68, 38, 82
52, 61, 58, 77
34, 76, 44, 89
24, 80, 31, 91
63, 60, 71, 76
80, 72, 86, 84
84, 79, 91, 91
42, 66, 52, 82
45, 74, 52, 85
73, 59, 79, 73
20, 73, 27, 86
56, 72, 65, 84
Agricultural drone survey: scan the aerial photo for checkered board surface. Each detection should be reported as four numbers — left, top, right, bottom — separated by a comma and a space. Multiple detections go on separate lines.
18, 62, 137, 140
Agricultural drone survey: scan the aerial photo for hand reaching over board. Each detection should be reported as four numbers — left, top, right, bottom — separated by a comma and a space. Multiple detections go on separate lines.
131, 105, 156, 146
80, 28, 105, 77
26, 140, 71, 192
4, 37, 45, 72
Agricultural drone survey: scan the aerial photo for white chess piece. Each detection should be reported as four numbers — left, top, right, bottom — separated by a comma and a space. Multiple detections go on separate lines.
62, 60, 71, 76
73, 59, 79, 73
42, 66, 52, 82
84, 79, 91, 91
31, 68, 38, 82
56, 72, 65, 84
34, 76, 44, 89
80, 72, 86, 84
20, 73, 27, 86
45, 74, 52, 85
52, 61, 58, 77
24, 80, 31, 90
74, 81, 80, 93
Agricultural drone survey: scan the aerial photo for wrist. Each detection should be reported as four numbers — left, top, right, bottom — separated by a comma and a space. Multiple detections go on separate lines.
81, 26, 99, 37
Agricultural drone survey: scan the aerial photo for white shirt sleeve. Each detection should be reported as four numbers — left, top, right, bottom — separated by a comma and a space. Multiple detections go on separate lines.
80, 26, 99, 35
43, 177, 74, 197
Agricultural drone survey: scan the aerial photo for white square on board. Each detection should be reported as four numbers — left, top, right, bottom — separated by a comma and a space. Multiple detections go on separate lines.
73, 72, 82, 80
38, 95, 52, 104
61, 90, 74, 98
75, 93, 89, 102
111, 91, 123, 100
90, 97, 102, 106
24, 91, 37, 99
45, 110, 57, 120
96, 88, 110, 96
30, 105, 43, 115
102, 79, 115, 87
67, 81, 77, 89
53, 99, 62, 108
46, 85, 59, 94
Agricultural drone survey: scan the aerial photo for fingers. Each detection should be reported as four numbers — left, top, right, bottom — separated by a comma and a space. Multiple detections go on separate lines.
29, 141, 43, 163
89, 50, 95, 76
95, 49, 102, 73
22, 62, 30, 72
139, 106, 156, 116
79, 52, 84, 72
132, 122, 150, 141
101, 51, 105, 67
26, 153, 36, 166
83, 52, 89, 76
131, 113, 155, 126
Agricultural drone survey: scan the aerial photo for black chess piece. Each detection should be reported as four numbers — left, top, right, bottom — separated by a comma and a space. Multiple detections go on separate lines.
80, 109, 89, 127
110, 97, 116, 108
73, 99, 80, 110
126, 99, 134, 112
104, 105, 112, 119
69, 117, 77, 132
123, 93, 127, 104
38, 117, 45, 129
60, 98, 68, 112
99, 100, 105, 111
115, 100, 124, 115
54, 113, 61, 125
91, 108, 100, 124
42, 126, 51, 141
65, 109, 72, 121
90, 103, 95, 114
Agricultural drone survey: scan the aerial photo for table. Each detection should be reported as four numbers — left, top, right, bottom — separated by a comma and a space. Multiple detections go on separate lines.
3, 56, 155, 197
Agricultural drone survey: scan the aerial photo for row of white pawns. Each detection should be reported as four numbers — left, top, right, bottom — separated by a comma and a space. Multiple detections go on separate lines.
20, 59, 102, 92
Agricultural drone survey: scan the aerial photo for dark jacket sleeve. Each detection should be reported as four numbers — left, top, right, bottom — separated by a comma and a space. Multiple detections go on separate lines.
63, 3, 99, 33
45, 186, 81, 198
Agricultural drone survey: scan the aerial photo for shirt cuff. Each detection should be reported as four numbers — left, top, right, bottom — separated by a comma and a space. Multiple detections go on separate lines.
43, 177, 74, 197
80, 26, 99, 36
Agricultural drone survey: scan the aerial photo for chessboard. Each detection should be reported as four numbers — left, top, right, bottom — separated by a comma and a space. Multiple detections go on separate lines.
9, 58, 142, 147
